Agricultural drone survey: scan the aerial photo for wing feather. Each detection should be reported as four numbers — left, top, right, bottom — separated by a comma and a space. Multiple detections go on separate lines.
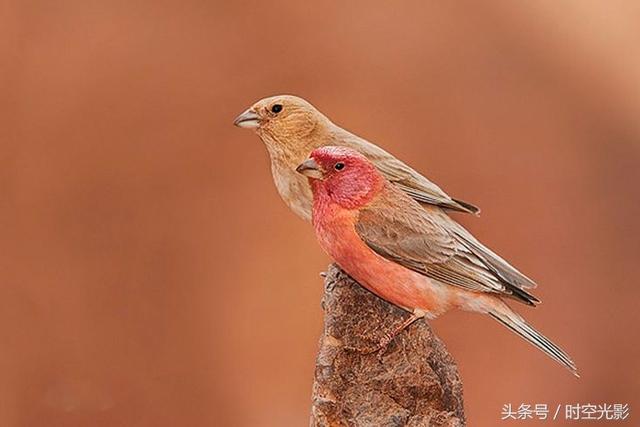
355, 186, 538, 305
335, 132, 481, 214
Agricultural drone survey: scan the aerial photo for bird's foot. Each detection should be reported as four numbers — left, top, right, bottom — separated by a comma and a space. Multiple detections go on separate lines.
324, 277, 338, 293
358, 331, 398, 355
347, 311, 426, 355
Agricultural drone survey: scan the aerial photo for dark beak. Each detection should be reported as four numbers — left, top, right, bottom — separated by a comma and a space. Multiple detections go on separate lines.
233, 108, 260, 128
296, 158, 324, 179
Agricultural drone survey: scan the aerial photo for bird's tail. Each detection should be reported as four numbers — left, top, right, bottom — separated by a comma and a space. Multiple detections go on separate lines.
488, 302, 579, 377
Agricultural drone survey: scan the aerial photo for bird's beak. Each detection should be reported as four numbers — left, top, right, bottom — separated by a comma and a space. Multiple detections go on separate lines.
296, 158, 324, 179
233, 108, 261, 129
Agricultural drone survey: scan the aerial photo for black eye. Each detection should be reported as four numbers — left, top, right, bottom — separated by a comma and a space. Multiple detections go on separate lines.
271, 104, 283, 113
334, 162, 345, 171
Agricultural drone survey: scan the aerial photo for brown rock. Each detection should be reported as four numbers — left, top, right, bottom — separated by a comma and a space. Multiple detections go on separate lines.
310, 265, 465, 427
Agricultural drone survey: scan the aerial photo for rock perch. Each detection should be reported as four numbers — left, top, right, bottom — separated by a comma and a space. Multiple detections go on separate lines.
310, 265, 465, 427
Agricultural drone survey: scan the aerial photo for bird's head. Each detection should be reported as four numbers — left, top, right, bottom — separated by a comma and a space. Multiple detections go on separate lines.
233, 95, 326, 141
296, 146, 385, 209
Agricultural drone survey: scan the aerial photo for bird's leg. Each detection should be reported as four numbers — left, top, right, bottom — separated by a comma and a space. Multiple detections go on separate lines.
361, 310, 425, 354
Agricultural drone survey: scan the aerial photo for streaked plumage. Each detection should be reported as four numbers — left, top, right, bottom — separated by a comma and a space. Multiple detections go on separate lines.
356, 188, 539, 306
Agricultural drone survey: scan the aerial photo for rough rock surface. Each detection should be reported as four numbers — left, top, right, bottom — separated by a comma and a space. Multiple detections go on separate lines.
310, 265, 465, 427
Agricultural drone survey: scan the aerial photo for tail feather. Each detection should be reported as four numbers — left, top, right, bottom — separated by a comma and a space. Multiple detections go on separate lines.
489, 308, 579, 377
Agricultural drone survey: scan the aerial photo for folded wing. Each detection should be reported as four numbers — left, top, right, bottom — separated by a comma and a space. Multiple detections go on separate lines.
355, 186, 538, 306
337, 132, 481, 215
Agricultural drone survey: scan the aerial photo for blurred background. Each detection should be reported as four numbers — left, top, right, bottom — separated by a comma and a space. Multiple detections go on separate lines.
2, 1, 639, 426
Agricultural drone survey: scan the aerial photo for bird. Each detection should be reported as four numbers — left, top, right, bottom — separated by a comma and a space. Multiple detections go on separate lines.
233, 95, 479, 222
296, 145, 578, 376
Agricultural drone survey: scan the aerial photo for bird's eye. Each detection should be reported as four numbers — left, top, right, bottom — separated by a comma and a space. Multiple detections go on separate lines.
334, 162, 345, 171
271, 104, 283, 114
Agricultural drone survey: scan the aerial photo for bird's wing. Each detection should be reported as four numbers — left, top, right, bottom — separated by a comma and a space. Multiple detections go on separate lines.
355, 187, 538, 305
341, 135, 481, 215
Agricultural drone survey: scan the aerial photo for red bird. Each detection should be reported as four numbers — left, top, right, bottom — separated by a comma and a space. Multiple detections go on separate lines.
297, 146, 578, 376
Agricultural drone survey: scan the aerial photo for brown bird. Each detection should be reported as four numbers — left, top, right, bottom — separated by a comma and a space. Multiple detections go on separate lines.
233, 95, 479, 221
234, 96, 577, 374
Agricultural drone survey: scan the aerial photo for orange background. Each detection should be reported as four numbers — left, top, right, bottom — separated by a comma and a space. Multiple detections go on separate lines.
2, 1, 639, 426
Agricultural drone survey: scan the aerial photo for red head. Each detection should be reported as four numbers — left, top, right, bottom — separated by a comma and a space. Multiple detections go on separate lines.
296, 146, 385, 209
